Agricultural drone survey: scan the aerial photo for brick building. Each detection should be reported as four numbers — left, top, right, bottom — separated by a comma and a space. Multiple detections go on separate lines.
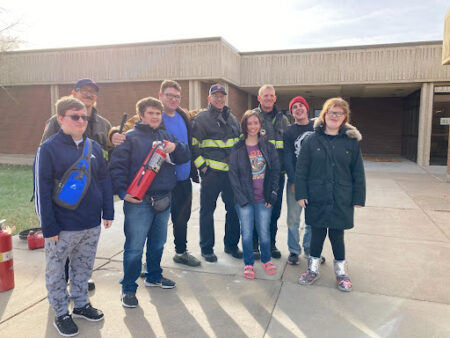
0, 37, 449, 165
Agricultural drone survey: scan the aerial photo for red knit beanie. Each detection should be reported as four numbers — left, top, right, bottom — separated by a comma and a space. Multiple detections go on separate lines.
289, 96, 309, 114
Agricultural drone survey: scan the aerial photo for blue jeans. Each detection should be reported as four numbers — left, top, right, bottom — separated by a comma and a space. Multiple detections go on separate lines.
286, 184, 311, 255
236, 202, 272, 266
121, 200, 170, 293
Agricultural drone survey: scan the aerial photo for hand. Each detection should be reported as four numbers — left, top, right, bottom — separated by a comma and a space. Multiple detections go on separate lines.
103, 219, 113, 229
298, 199, 308, 208
290, 184, 295, 195
111, 132, 126, 146
354, 205, 363, 208
265, 202, 272, 208
124, 194, 142, 203
163, 141, 176, 153
48, 235, 58, 242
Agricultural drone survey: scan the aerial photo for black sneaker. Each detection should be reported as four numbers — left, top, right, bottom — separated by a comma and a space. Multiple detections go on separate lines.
145, 276, 176, 289
88, 279, 95, 291
224, 247, 243, 259
173, 251, 201, 267
287, 253, 300, 265
271, 245, 281, 259
121, 292, 138, 308
53, 313, 78, 337
253, 248, 261, 260
72, 303, 104, 322
201, 252, 218, 262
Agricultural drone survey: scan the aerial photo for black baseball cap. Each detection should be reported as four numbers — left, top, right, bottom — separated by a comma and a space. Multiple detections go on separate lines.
209, 83, 227, 96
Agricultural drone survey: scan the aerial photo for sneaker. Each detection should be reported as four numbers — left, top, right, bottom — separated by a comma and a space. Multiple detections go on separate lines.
271, 245, 281, 259
337, 276, 353, 292
53, 313, 78, 337
298, 269, 320, 285
253, 248, 261, 260
145, 276, 176, 289
201, 252, 218, 262
88, 279, 95, 291
72, 303, 104, 322
287, 253, 300, 265
121, 292, 138, 308
173, 251, 201, 267
224, 247, 243, 259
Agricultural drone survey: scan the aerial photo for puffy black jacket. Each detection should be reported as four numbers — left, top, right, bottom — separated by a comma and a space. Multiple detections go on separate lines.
108, 122, 191, 199
228, 137, 280, 207
191, 104, 241, 172
295, 120, 366, 230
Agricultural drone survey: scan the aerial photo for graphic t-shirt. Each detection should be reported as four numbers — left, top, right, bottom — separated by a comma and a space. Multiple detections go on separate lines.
246, 144, 266, 202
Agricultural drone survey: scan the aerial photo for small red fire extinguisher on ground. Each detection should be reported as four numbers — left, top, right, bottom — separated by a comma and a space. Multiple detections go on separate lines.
0, 219, 15, 292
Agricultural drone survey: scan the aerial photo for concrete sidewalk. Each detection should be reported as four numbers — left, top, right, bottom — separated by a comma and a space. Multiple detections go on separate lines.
0, 162, 449, 337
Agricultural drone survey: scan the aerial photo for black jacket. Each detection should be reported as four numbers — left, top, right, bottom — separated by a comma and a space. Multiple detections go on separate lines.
108, 122, 191, 199
228, 137, 280, 207
191, 104, 241, 172
295, 119, 366, 230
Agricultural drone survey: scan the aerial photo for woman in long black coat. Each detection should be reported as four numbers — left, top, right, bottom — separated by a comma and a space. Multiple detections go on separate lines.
295, 97, 365, 292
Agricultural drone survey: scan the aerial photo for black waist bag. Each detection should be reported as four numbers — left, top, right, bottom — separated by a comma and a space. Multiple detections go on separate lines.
145, 193, 171, 213
53, 139, 92, 210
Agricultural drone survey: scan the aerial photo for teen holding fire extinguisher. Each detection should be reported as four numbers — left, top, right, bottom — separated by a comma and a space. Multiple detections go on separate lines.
109, 97, 190, 308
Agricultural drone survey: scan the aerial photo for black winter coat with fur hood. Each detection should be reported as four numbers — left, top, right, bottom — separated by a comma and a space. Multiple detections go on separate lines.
295, 119, 366, 229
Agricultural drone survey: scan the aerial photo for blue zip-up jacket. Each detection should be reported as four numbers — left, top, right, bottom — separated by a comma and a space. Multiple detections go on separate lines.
108, 122, 191, 199
34, 130, 114, 238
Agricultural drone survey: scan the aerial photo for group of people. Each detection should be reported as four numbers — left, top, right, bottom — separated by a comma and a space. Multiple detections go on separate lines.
34, 78, 366, 337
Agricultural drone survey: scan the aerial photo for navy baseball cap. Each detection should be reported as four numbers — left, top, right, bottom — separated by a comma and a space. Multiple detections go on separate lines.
209, 83, 227, 96
74, 78, 99, 91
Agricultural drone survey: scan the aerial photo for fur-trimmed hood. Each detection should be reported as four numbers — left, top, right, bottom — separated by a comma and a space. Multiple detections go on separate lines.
313, 117, 362, 141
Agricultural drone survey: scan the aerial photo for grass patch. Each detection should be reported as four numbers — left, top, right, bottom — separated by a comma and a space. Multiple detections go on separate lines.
0, 164, 39, 234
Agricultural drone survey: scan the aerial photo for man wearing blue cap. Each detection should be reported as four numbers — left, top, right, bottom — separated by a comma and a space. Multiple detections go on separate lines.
191, 84, 242, 262
41, 78, 112, 160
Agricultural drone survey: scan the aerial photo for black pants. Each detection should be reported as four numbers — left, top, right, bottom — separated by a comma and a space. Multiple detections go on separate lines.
199, 170, 240, 254
310, 227, 345, 260
253, 174, 285, 248
171, 179, 192, 254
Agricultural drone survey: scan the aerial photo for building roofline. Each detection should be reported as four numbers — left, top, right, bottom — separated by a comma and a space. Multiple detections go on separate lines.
240, 40, 444, 55
3, 37, 442, 56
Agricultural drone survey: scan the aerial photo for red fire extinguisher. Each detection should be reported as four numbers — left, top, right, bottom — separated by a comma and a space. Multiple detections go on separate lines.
0, 219, 14, 292
126, 141, 170, 201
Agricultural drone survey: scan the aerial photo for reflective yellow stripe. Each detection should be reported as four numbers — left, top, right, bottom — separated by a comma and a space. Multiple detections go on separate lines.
194, 156, 206, 168
199, 138, 239, 149
192, 137, 199, 146
206, 159, 229, 171
102, 148, 109, 161
268, 140, 283, 149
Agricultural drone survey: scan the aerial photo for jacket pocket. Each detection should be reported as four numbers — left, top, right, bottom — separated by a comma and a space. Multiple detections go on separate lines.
308, 179, 326, 203
335, 180, 352, 206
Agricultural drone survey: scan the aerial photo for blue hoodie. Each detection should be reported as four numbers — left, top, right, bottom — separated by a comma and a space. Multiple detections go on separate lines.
108, 122, 191, 199
34, 130, 114, 238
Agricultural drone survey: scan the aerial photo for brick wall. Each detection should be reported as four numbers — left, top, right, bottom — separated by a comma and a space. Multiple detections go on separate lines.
350, 97, 403, 155
0, 85, 51, 154
228, 84, 249, 121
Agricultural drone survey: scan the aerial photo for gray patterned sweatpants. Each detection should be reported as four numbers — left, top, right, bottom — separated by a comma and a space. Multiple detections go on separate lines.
45, 226, 100, 316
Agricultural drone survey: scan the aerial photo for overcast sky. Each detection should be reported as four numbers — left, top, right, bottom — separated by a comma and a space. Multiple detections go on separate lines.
1, 0, 449, 52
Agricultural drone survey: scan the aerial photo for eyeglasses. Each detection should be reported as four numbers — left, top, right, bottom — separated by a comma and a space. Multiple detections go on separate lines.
77, 88, 98, 95
164, 93, 181, 100
326, 110, 345, 117
64, 114, 89, 121
211, 94, 226, 99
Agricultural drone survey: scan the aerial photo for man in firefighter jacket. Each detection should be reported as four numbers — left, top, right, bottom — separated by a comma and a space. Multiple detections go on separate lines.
191, 84, 242, 262
253, 84, 290, 259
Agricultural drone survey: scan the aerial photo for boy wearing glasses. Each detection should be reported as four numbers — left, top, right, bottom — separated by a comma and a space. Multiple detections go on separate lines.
34, 96, 114, 336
